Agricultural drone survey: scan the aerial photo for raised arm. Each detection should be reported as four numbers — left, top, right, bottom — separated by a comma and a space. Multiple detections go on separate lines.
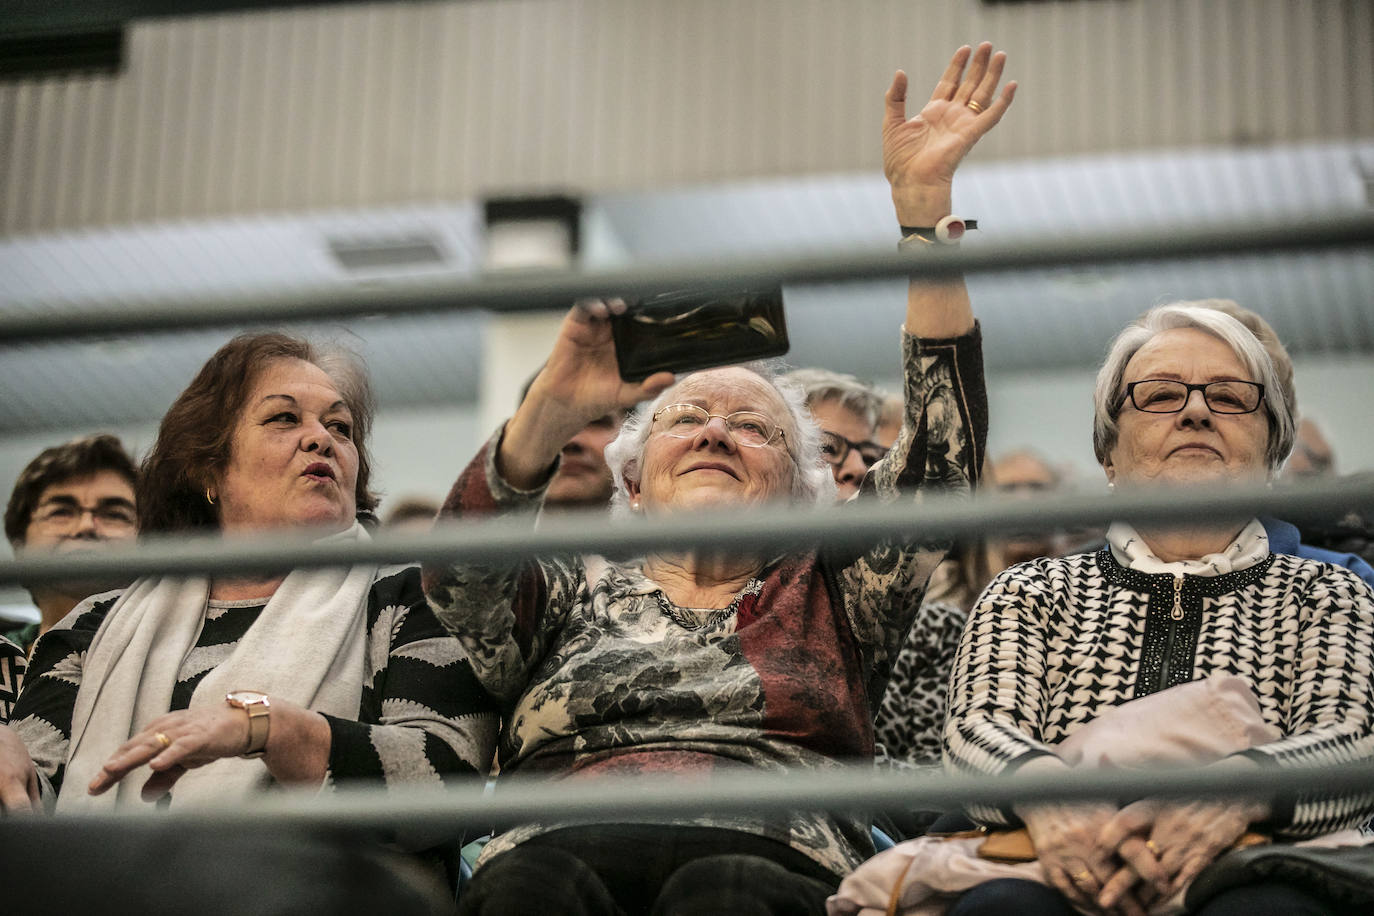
884, 42, 1016, 338
829, 47, 1010, 691
424, 300, 675, 702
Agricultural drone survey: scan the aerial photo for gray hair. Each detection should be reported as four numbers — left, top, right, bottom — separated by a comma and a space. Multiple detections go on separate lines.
604, 364, 837, 516
1185, 298, 1298, 422
778, 368, 883, 432
1092, 304, 1296, 474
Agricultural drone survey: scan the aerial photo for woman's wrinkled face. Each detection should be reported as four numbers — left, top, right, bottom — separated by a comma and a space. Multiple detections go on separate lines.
1105, 327, 1270, 490
215, 358, 360, 535
628, 368, 796, 515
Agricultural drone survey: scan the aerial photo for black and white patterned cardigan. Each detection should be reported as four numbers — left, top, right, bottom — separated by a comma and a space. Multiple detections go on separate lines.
944, 547, 1374, 838
0, 635, 24, 723
12, 565, 499, 805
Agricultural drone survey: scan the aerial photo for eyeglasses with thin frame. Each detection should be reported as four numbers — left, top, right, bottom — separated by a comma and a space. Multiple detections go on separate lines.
31, 500, 137, 533
1124, 379, 1266, 415
818, 430, 889, 468
650, 403, 786, 448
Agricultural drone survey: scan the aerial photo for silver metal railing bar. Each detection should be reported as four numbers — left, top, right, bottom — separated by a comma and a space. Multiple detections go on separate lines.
3, 476, 1371, 586
2, 215, 1371, 342
6, 758, 1373, 832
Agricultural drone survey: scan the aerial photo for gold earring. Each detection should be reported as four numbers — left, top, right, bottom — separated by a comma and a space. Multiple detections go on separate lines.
206, 488, 216, 506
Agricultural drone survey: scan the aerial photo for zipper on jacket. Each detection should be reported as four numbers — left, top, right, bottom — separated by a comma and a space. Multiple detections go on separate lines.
1158, 574, 1185, 689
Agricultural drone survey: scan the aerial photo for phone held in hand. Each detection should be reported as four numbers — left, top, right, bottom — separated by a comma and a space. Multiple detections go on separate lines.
609, 286, 789, 382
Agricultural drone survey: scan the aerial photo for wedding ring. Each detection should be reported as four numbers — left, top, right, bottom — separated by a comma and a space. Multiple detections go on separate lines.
155, 732, 171, 749
966, 99, 985, 113
1146, 840, 1161, 854
1072, 870, 1092, 883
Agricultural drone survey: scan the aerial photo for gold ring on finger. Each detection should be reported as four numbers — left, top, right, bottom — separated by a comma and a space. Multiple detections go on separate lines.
1072, 870, 1092, 883
154, 732, 171, 749
1146, 839, 1161, 854
966, 99, 985, 113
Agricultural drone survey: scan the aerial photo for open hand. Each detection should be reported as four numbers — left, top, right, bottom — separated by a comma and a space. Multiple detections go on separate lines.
88, 704, 257, 802
883, 42, 1016, 225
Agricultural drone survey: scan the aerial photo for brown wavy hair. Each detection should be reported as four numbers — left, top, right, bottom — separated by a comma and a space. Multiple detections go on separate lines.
138, 332, 378, 534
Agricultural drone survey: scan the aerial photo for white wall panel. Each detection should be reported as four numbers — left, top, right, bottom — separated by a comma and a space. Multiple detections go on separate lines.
1, 0, 1371, 234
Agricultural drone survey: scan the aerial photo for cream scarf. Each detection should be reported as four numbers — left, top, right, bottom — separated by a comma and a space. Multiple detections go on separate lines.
1106, 518, 1270, 577
59, 522, 374, 812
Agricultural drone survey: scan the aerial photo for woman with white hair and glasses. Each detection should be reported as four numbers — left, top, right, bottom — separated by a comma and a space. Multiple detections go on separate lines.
941, 304, 1374, 916
424, 43, 1013, 915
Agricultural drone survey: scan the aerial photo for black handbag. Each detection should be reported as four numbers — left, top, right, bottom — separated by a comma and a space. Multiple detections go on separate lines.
1186, 844, 1374, 913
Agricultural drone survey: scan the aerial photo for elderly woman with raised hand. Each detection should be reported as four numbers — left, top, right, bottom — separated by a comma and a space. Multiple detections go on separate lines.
4, 333, 496, 816
423, 43, 1011, 916
943, 304, 1374, 916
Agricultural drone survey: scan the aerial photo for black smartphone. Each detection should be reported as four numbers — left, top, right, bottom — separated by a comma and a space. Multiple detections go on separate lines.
609, 286, 789, 382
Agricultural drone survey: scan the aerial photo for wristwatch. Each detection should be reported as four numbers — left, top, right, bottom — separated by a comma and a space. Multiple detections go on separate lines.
899, 214, 978, 245
225, 690, 272, 759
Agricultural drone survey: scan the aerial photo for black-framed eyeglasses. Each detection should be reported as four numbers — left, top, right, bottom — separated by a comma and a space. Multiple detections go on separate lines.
1124, 379, 1266, 415
650, 403, 786, 448
818, 430, 889, 468
32, 500, 137, 533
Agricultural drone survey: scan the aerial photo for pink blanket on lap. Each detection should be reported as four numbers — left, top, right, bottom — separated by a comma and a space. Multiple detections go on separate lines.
829, 675, 1300, 916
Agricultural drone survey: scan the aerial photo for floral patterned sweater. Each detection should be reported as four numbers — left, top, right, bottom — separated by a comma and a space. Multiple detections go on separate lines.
423, 326, 987, 878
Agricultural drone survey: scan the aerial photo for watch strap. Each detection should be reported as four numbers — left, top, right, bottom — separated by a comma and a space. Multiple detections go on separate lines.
899, 216, 978, 245
242, 704, 270, 758
226, 691, 272, 759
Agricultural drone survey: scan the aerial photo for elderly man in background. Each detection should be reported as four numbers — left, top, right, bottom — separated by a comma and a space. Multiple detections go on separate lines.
782, 368, 888, 501
3, 434, 140, 657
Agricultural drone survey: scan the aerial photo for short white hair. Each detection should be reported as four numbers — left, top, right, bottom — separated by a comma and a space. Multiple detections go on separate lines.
779, 367, 883, 431
1092, 304, 1296, 474
604, 364, 837, 516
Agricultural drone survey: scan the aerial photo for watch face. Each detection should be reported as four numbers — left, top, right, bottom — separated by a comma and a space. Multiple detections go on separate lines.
226, 690, 268, 707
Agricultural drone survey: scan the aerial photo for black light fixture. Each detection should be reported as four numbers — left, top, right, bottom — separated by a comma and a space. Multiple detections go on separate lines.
0, 27, 124, 79
482, 194, 582, 270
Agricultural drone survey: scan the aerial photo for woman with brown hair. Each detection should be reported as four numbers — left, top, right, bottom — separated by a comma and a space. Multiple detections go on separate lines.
4, 332, 496, 814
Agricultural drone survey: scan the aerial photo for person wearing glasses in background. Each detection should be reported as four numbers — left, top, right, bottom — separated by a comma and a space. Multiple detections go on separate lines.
782, 368, 889, 502
2, 434, 140, 659
941, 303, 1374, 916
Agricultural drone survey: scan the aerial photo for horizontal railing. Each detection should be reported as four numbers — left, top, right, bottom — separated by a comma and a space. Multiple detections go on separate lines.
7, 758, 1374, 831
2, 476, 1371, 587
2, 215, 1372, 341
